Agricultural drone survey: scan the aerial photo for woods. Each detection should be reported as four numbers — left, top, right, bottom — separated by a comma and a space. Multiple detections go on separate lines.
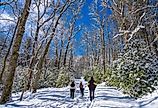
0, 0, 158, 104
0, 0, 32, 103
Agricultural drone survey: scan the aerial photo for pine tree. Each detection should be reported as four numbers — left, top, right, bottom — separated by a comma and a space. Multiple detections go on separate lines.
111, 39, 158, 98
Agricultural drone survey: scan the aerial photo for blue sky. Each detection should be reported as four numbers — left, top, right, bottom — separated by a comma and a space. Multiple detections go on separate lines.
74, 0, 112, 56
79, 0, 92, 25
73, 0, 92, 56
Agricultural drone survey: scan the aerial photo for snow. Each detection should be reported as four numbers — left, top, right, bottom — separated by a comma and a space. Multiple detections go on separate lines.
137, 90, 158, 108
1, 82, 158, 108
113, 25, 145, 42
113, 33, 123, 39
128, 25, 145, 42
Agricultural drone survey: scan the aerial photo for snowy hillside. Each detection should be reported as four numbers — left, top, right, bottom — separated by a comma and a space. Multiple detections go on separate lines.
0, 83, 158, 108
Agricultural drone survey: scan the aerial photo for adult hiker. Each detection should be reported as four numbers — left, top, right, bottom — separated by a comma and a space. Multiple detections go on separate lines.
70, 80, 76, 99
88, 76, 97, 101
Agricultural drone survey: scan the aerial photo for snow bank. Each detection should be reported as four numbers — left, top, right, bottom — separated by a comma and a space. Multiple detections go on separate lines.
137, 89, 158, 108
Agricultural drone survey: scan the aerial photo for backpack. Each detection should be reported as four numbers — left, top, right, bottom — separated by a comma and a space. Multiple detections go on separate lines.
88, 80, 96, 90
71, 82, 75, 87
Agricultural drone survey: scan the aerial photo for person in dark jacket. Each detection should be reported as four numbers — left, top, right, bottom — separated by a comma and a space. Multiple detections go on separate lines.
70, 81, 76, 99
79, 81, 84, 97
88, 76, 97, 101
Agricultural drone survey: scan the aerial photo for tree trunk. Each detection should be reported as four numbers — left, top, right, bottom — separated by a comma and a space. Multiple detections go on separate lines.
63, 41, 70, 66
0, 0, 31, 104
68, 44, 73, 68
20, 10, 41, 102
58, 39, 63, 69
32, 37, 52, 93
0, 35, 8, 56
142, 28, 151, 51
54, 44, 59, 67
100, 28, 106, 75
108, 33, 111, 65
0, 18, 19, 83
63, 23, 74, 66
0, 36, 8, 82
20, 42, 43, 101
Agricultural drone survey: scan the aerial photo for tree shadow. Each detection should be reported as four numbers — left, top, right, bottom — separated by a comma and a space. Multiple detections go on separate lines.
38, 97, 61, 101
98, 105, 128, 108
139, 96, 158, 107
95, 95, 135, 104
39, 94, 66, 99
5, 103, 33, 107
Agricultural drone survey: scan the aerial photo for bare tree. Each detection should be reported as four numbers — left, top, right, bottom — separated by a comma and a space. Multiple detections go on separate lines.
0, 0, 32, 104
0, 19, 19, 82
63, 18, 81, 66
0, 1, 21, 82
89, 1, 107, 74
54, 37, 59, 67
25, 0, 57, 92
58, 33, 64, 69
32, 0, 81, 93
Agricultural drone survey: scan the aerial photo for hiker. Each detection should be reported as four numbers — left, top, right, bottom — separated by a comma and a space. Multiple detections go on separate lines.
79, 81, 84, 97
70, 80, 76, 99
79, 77, 86, 97
88, 76, 97, 101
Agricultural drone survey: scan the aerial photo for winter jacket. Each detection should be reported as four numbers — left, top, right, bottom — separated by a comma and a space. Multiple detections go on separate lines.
80, 79, 86, 88
70, 82, 76, 90
88, 79, 97, 90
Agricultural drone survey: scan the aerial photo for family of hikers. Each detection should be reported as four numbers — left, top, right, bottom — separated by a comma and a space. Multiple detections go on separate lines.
69, 76, 97, 101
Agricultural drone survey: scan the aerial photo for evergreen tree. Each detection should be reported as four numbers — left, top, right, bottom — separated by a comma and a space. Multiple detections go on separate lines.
110, 39, 158, 98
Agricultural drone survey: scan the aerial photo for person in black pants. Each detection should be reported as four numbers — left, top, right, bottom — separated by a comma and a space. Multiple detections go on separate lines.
70, 81, 75, 99
79, 81, 84, 97
88, 76, 97, 101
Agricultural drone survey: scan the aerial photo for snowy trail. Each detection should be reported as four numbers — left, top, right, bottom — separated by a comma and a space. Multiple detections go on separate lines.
1, 83, 158, 108
92, 83, 139, 108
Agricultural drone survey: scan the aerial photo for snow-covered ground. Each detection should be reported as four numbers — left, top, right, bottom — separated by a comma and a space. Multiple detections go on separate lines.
137, 89, 158, 108
0, 82, 158, 108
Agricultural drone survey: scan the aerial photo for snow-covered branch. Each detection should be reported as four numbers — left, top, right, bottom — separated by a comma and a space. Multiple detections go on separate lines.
130, 4, 158, 14
113, 25, 145, 42
128, 25, 145, 42
0, 1, 14, 6
102, 0, 121, 15
138, 12, 146, 25
113, 33, 123, 39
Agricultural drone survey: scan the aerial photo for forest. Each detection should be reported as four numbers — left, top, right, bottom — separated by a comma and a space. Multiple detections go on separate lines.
0, 0, 157, 105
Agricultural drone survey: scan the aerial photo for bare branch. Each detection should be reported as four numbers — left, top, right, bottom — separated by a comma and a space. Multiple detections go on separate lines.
130, 5, 158, 14
0, 0, 14, 6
